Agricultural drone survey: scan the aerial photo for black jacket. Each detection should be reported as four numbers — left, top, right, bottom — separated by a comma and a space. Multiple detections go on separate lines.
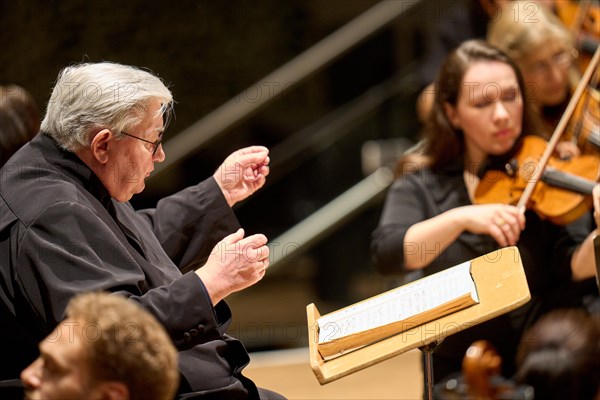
0, 133, 258, 398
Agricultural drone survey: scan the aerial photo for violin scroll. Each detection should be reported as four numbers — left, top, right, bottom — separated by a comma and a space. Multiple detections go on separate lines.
462, 340, 502, 399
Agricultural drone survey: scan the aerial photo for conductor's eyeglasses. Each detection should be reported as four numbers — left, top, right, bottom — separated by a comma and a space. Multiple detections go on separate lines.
121, 131, 163, 155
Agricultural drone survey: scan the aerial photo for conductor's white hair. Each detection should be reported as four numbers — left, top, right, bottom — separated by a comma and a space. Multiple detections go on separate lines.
41, 62, 173, 151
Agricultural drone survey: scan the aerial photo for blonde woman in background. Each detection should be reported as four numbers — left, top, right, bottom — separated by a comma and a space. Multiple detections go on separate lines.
487, 0, 592, 158
489, 1, 600, 317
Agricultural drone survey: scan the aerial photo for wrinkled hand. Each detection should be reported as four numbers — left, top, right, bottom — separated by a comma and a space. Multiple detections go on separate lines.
196, 228, 270, 304
455, 204, 526, 247
213, 146, 270, 207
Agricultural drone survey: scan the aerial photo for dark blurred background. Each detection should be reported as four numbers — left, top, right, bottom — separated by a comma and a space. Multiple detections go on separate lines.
1, 0, 444, 350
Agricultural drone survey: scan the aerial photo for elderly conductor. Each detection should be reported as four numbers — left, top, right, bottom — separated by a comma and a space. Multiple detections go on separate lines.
0, 62, 284, 399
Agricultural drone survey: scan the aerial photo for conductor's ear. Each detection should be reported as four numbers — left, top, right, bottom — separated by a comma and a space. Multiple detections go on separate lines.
90, 129, 113, 164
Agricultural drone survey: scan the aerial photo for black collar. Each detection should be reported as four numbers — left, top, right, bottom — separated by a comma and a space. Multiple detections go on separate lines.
34, 133, 113, 209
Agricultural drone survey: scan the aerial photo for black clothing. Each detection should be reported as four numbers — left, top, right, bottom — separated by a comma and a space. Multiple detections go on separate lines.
0, 133, 263, 399
418, 0, 489, 89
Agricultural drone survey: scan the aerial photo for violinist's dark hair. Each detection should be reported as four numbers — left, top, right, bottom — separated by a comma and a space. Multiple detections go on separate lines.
516, 308, 600, 400
399, 40, 541, 175
0, 85, 40, 167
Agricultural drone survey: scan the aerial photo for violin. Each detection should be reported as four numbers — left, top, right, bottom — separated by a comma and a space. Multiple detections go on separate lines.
463, 341, 503, 399
564, 79, 600, 155
436, 341, 533, 399
475, 135, 599, 224
554, 0, 600, 155
475, 47, 600, 224
555, 0, 600, 73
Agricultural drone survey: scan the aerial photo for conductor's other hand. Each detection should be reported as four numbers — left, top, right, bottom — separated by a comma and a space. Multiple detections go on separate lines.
197, 228, 270, 305
214, 146, 270, 207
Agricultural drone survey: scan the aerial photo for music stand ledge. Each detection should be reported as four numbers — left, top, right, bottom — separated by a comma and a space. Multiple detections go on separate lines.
306, 246, 531, 385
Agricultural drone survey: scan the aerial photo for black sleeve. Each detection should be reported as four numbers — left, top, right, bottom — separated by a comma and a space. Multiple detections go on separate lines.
137, 177, 241, 271
558, 210, 595, 281
14, 201, 223, 345
371, 176, 429, 275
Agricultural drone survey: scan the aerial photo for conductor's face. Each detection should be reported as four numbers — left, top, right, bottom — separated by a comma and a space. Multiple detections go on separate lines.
105, 100, 166, 201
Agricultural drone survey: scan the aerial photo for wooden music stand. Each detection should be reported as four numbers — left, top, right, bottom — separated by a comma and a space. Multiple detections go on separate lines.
306, 246, 531, 386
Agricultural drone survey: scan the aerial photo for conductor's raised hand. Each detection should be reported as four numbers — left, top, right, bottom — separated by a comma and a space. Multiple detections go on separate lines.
213, 146, 270, 207
196, 228, 270, 305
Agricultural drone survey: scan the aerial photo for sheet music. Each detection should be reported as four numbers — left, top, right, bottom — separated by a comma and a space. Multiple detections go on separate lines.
318, 261, 478, 343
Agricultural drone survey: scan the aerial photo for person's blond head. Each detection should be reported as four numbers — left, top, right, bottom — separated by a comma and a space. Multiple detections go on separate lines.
66, 292, 179, 400
487, 1, 574, 62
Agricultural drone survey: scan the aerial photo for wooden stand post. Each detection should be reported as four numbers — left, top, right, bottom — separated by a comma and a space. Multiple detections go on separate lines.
420, 341, 440, 400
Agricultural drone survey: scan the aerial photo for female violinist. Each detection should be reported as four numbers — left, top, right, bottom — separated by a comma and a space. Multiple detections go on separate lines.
371, 40, 599, 386
487, 1, 597, 158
